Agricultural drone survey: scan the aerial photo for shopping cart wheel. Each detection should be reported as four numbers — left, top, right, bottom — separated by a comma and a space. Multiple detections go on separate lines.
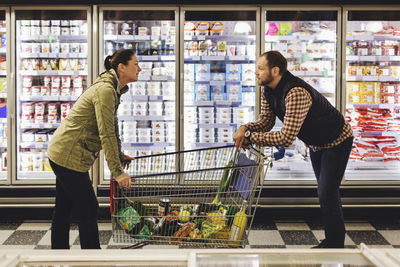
121, 241, 150, 249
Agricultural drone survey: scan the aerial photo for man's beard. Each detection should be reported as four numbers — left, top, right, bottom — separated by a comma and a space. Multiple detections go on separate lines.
259, 73, 273, 87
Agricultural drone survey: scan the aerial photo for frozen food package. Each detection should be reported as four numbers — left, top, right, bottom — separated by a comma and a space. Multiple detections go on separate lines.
278, 22, 292, 35
195, 64, 210, 73
226, 64, 241, 73
226, 73, 240, 82
266, 22, 279, 35
211, 73, 225, 81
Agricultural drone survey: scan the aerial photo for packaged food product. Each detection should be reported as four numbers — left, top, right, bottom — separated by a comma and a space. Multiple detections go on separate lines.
22, 87, 31, 96
31, 86, 41, 96
31, 59, 40, 70
278, 22, 292, 35
195, 21, 209, 36
226, 45, 235, 56
266, 22, 279, 35
138, 27, 148, 36
40, 86, 50, 96
217, 41, 226, 56
23, 76, 33, 87
61, 87, 70, 96
40, 59, 50, 71
51, 76, 61, 87
210, 21, 224, 36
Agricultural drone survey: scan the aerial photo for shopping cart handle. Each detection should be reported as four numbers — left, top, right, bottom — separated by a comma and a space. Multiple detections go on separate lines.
248, 145, 265, 157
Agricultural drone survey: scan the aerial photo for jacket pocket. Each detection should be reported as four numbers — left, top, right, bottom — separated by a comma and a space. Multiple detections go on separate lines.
81, 139, 102, 165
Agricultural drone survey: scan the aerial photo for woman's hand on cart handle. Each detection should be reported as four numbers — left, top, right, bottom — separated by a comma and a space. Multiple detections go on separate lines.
121, 155, 135, 170
233, 125, 247, 151
116, 172, 132, 189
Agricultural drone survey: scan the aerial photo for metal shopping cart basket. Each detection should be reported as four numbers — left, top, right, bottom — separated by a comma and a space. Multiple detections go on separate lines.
110, 145, 272, 248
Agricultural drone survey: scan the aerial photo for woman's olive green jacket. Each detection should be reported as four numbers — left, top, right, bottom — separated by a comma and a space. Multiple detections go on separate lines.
48, 69, 128, 178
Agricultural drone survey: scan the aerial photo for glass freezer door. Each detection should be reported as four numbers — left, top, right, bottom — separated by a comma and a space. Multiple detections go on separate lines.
345, 10, 400, 181
263, 9, 339, 180
183, 10, 257, 150
15, 9, 89, 180
0, 10, 7, 181
101, 9, 177, 181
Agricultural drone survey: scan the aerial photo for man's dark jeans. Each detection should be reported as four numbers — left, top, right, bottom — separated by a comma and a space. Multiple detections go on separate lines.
309, 137, 354, 247
49, 159, 100, 249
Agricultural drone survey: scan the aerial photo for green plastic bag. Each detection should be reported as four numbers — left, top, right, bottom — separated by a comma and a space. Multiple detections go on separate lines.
117, 206, 140, 232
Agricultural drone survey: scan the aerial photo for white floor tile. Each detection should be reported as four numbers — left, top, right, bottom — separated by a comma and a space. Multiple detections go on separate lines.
38, 230, 80, 246
378, 230, 400, 246
312, 230, 355, 246
17, 222, 51, 231
0, 245, 36, 249
98, 222, 112, 231
248, 230, 285, 246
0, 230, 14, 245
275, 222, 310, 231
345, 222, 375, 231
285, 245, 313, 249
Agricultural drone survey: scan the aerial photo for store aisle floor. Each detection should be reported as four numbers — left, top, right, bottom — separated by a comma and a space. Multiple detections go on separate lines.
0, 219, 399, 250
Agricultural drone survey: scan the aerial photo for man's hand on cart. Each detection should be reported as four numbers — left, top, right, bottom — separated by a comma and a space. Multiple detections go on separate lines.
233, 125, 247, 151
116, 172, 132, 189
121, 155, 135, 170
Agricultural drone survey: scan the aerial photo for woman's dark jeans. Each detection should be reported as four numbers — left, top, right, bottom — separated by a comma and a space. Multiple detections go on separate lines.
49, 160, 100, 249
309, 137, 354, 247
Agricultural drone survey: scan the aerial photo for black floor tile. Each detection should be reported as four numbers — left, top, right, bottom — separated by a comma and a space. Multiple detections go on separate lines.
369, 219, 400, 230
279, 231, 318, 246
3, 230, 47, 245
106, 245, 128, 249
251, 220, 277, 230
344, 245, 358, 249
393, 245, 400, 248
346, 231, 390, 245
306, 220, 325, 230
0, 221, 22, 230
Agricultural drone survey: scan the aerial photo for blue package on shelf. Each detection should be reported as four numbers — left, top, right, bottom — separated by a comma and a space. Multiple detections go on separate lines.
211, 92, 226, 101
0, 104, 6, 118
226, 64, 241, 73
226, 84, 242, 94
195, 63, 210, 73
210, 85, 225, 94
233, 153, 257, 200
195, 83, 210, 94
195, 92, 209, 101
211, 73, 225, 81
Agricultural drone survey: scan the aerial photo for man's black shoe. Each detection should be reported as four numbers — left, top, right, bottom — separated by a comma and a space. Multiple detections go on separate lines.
312, 239, 344, 248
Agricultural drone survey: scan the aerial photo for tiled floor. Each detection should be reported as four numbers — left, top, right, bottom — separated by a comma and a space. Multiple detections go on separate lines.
0, 219, 399, 250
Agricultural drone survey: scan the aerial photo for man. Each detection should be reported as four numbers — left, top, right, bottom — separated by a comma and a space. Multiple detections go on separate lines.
233, 51, 353, 248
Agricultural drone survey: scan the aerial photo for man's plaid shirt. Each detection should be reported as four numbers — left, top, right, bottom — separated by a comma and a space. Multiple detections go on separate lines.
244, 87, 353, 152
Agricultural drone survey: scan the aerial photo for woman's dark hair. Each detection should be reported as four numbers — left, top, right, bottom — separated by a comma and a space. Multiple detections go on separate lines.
262, 51, 287, 75
104, 49, 136, 72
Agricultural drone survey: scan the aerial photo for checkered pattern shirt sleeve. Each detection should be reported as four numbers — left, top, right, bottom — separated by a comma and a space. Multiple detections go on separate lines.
244, 88, 275, 132
249, 87, 312, 147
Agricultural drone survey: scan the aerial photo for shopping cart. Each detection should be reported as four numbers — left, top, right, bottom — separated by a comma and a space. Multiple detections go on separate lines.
110, 145, 272, 248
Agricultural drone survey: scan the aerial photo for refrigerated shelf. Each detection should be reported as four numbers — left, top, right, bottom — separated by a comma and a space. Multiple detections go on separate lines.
19, 96, 78, 101
19, 70, 87, 76
20, 35, 87, 42
20, 52, 87, 59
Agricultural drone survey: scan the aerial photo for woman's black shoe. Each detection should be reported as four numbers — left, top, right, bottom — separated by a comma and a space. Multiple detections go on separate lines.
312, 239, 344, 248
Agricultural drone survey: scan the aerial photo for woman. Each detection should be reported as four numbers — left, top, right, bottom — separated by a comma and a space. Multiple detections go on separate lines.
47, 49, 141, 249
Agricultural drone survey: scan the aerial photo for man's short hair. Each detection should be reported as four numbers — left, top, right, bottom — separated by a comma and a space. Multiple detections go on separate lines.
261, 51, 287, 75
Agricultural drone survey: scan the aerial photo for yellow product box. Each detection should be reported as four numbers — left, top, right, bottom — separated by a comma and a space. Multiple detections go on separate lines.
391, 66, 400, 77
361, 94, 375, 104
361, 82, 375, 94
348, 91, 360, 104
375, 90, 381, 104
347, 82, 360, 93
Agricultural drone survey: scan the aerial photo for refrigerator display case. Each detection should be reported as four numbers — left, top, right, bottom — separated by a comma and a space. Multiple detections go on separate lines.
0, 8, 8, 183
12, 7, 91, 182
344, 8, 400, 181
99, 7, 179, 182
262, 7, 341, 181
181, 7, 259, 150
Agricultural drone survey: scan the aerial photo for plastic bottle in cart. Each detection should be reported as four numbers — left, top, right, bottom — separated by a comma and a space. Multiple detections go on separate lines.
228, 200, 248, 247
